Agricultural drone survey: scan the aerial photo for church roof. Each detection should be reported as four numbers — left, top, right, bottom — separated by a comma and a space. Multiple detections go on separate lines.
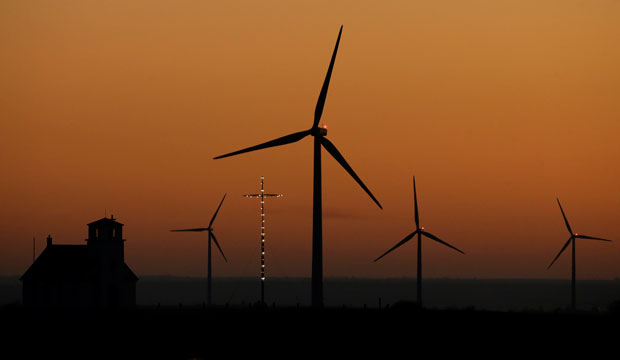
88, 217, 124, 226
20, 244, 138, 282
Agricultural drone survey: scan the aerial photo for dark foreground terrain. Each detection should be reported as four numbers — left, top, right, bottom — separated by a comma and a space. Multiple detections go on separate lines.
2, 304, 618, 359
3, 277, 619, 358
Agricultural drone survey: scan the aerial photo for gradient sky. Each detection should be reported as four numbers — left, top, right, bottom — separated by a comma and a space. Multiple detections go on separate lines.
1, 0, 619, 279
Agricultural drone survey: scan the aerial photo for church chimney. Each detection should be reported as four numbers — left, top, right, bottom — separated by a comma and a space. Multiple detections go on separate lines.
46, 235, 52, 248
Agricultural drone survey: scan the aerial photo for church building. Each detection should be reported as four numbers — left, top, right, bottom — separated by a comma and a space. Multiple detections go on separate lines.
20, 216, 138, 309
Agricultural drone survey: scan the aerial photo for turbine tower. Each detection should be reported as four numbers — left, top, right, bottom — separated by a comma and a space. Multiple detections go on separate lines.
170, 194, 228, 306
548, 198, 612, 310
214, 26, 382, 307
243, 176, 283, 304
375, 177, 464, 307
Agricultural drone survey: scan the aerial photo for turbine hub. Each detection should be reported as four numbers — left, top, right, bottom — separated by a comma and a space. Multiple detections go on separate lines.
311, 126, 328, 137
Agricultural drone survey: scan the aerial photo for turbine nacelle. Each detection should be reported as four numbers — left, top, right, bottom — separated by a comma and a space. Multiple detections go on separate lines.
311, 126, 328, 136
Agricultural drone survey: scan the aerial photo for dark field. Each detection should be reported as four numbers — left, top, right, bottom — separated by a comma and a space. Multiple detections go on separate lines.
2, 304, 618, 359
3, 276, 620, 358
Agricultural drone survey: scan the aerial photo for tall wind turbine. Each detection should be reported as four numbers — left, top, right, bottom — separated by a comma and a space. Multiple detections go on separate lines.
547, 198, 612, 310
214, 26, 382, 307
171, 194, 228, 306
374, 177, 464, 307
243, 176, 283, 304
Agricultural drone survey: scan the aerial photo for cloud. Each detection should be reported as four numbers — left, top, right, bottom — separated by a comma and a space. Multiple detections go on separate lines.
264, 204, 368, 220
323, 208, 369, 220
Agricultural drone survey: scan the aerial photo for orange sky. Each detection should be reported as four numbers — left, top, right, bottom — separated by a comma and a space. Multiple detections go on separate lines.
1, 0, 619, 279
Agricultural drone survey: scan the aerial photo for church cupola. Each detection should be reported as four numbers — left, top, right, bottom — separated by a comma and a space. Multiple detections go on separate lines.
86, 215, 125, 262
88, 215, 123, 242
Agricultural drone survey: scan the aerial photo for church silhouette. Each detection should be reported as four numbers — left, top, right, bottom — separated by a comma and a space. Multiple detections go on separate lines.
20, 216, 138, 309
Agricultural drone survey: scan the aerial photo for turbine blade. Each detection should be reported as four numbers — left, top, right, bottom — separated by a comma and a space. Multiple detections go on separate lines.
556, 198, 573, 235
548, 237, 573, 269
210, 232, 228, 263
320, 137, 382, 209
575, 234, 612, 242
213, 130, 311, 159
413, 176, 419, 230
374, 230, 418, 262
314, 25, 343, 129
170, 228, 209, 232
421, 230, 465, 254
209, 194, 227, 228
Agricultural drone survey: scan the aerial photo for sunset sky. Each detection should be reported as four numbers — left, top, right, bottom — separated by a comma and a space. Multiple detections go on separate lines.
1, 0, 619, 279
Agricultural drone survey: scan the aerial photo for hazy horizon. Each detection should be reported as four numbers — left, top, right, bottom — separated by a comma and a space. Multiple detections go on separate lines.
3, 276, 620, 311
8, 274, 620, 280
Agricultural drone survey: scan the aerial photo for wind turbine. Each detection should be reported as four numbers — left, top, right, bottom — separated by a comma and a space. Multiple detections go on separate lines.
547, 198, 612, 310
214, 26, 382, 307
374, 177, 464, 307
171, 194, 228, 306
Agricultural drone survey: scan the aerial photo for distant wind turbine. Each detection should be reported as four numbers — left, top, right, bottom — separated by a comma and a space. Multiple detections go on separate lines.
547, 198, 612, 310
374, 177, 464, 307
214, 26, 382, 307
170, 194, 228, 306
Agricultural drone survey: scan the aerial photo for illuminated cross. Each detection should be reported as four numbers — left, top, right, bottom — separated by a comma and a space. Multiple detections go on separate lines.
243, 176, 283, 304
